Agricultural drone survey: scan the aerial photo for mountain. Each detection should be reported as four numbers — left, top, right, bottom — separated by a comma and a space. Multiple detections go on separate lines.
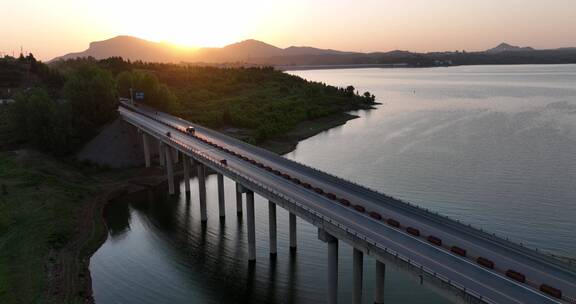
50, 36, 350, 64
51, 36, 186, 62
485, 43, 535, 53
221, 39, 283, 58
50, 36, 576, 67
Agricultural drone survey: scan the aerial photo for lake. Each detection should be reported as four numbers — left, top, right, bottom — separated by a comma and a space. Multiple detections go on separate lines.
91, 64, 576, 304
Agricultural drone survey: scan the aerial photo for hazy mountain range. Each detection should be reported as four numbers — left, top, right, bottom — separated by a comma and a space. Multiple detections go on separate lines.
50, 36, 576, 67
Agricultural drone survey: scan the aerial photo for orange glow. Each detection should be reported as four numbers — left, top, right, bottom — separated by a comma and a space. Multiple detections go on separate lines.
1, 0, 576, 60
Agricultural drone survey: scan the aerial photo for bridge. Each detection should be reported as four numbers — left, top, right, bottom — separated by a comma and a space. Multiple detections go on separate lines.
118, 101, 576, 304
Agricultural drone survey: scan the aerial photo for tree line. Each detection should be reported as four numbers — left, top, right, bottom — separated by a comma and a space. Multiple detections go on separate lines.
2, 55, 376, 155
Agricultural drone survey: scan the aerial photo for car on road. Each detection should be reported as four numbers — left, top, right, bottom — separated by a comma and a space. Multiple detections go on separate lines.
166, 131, 171, 137
186, 126, 195, 135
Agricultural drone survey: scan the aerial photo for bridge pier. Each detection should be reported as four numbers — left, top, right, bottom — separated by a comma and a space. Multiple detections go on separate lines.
217, 173, 225, 220
319, 229, 338, 304
374, 260, 386, 304
183, 156, 191, 193
197, 164, 207, 222
164, 145, 175, 195
246, 190, 256, 262
268, 201, 277, 257
142, 133, 151, 168
158, 141, 165, 167
289, 212, 297, 252
353, 248, 364, 304
235, 182, 243, 216
173, 149, 179, 164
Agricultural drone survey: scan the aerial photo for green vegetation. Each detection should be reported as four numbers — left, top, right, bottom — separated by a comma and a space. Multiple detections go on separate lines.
161, 66, 376, 142
3, 57, 118, 156
0, 151, 95, 303
60, 58, 377, 143
3, 55, 376, 154
0, 54, 63, 97
106, 62, 376, 142
116, 69, 177, 113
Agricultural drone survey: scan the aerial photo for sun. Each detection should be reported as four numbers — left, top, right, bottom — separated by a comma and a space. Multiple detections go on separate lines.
98, 0, 275, 48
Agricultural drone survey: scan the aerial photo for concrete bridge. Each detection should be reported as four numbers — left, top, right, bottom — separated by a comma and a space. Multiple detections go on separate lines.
118, 102, 576, 304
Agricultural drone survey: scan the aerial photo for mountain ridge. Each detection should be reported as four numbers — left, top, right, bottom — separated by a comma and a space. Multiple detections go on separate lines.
485, 43, 535, 53
50, 35, 576, 67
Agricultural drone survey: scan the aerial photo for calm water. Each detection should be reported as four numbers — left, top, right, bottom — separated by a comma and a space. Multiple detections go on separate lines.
91, 65, 576, 304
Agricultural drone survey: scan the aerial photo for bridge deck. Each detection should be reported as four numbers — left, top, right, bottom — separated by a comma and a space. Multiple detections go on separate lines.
120, 104, 575, 304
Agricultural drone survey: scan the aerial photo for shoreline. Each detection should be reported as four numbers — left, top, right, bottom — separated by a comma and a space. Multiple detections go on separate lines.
278, 62, 576, 72
277, 63, 410, 71
44, 167, 176, 303
257, 112, 361, 154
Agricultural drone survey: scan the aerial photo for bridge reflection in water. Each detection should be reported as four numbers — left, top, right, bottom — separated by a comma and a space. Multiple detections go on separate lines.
92, 183, 447, 303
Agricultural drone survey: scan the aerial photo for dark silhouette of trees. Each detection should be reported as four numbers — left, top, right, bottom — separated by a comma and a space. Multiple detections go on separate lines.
116, 70, 177, 112
64, 65, 118, 129
4, 56, 377, 154
7, 65, 117, 155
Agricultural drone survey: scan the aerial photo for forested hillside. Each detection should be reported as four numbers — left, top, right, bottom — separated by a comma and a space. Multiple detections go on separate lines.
2, 56, 376, 155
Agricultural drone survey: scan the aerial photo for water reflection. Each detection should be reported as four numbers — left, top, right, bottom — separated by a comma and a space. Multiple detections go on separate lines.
92, 175, 445, 304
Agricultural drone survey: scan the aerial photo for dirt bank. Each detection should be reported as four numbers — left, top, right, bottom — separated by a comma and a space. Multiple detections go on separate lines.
44, 167, 170, 303
76, 118, 161, 169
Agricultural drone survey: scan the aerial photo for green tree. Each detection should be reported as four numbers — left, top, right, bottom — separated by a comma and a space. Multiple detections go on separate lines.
63, 65, 117, 131
7, 65, 119, 156
116, 70, 177, 112
8, 88, 57, 152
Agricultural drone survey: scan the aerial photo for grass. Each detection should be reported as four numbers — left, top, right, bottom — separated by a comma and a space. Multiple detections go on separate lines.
0, 150, 95, 304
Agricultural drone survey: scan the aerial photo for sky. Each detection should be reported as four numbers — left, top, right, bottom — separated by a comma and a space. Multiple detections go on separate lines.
1, 0, 576, 60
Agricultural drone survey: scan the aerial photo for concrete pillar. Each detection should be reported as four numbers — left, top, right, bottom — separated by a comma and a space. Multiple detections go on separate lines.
374, 260, 386, 304
353, 248, 364, 304
198, 164, 207, 222
142, 133, 151, 168
246, 190, 256, 261
183, 156, 191, 193
164, 145, 175, 195
235, 182, 243, 216
158, 141, 165, 167
327, 239, 338, 304
318, 229, 338, 304
173, 148, 179, 163
217, 173, 225, 219
268, 201, 277, 257
289, 212, 297, 252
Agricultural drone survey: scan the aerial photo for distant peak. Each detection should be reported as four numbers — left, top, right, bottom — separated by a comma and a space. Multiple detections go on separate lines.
105, 35, 148, 42
485, 42, 534, 53
225, 39, 278, 48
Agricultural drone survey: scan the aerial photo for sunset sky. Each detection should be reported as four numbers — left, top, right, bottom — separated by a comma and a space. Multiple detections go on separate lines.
2, 0, 576, 60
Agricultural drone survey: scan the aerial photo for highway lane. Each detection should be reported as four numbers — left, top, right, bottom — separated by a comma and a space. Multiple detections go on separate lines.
120, 105, 574, 303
